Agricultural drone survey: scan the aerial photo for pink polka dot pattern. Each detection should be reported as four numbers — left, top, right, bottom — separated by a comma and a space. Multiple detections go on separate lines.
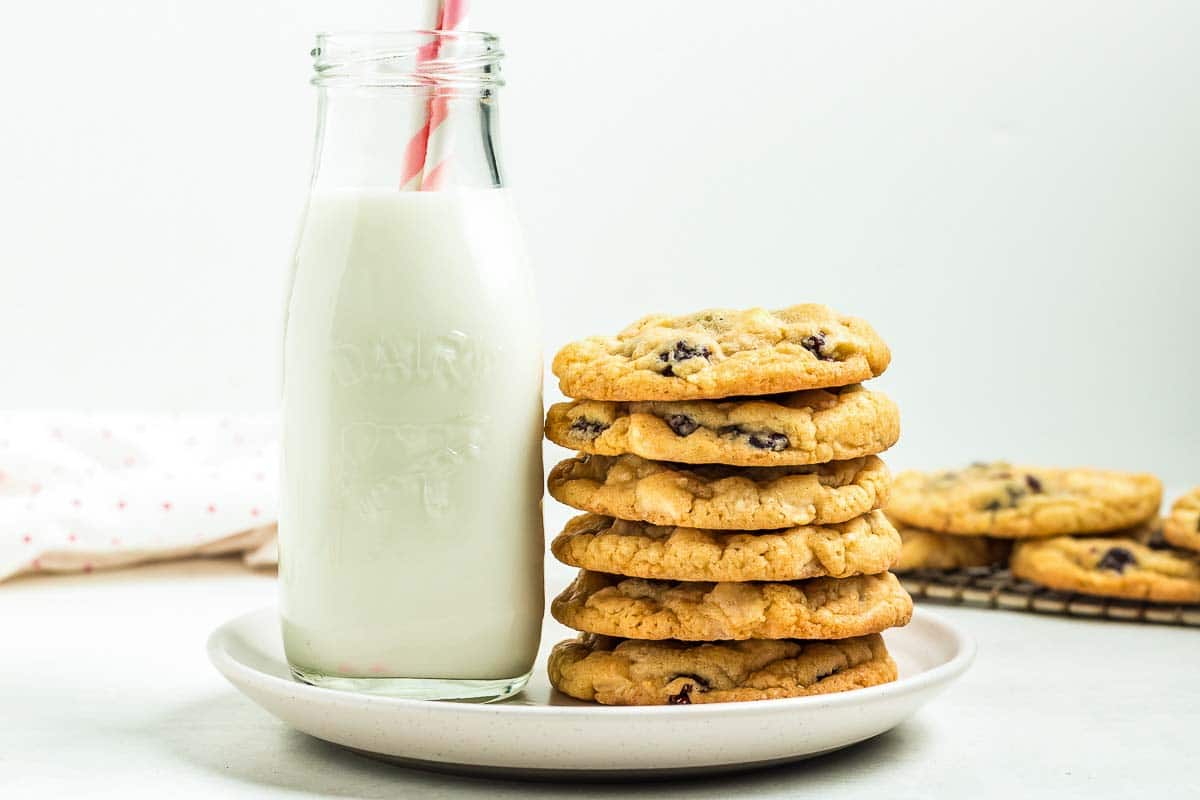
0, 413, 278, 581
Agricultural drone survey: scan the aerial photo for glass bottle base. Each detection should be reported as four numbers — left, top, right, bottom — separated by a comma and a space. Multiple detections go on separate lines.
289, 665, 532, 702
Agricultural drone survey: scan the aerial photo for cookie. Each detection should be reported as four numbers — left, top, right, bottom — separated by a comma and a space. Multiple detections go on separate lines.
887, 462, 1162, 538
892, 516, 1161, 572
893, 522, 1011, 572
1164, 487, 1200, 552
551, 570, 913, 641
1116, 517, 1168, 548
547, 453, 890, 530
550, 511, 901, 582
545, 384, 900, 467
548, 633, 896, 705
551, 304, 891, 401
1010, 535, 1200, 603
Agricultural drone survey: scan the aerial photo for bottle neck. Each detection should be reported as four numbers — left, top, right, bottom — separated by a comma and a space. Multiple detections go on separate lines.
308, 31, 506, 191
311, 86, 504, 191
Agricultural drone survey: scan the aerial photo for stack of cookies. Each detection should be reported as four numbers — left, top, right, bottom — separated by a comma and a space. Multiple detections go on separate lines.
541, 304, 913, 705
888, 464, 1200, 605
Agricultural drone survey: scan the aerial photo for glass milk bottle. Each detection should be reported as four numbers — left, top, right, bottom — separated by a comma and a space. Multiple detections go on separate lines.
280, 32, 544, 701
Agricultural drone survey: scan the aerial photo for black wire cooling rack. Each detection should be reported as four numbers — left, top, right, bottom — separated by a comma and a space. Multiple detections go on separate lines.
899, 566, 1200, 627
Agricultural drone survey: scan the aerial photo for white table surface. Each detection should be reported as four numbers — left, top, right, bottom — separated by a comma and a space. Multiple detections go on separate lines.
2, 551, 1196, 799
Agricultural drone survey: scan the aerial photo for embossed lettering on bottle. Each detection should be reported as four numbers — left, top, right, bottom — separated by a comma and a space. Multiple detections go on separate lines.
331, 330, 499, 390
333, 329, 500, 519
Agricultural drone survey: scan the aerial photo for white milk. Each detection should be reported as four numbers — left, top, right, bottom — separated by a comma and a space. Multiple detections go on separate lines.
279, 188, 544, 681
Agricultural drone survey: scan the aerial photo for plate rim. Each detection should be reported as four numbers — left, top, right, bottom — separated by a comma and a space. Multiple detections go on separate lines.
207, 605, 976, 718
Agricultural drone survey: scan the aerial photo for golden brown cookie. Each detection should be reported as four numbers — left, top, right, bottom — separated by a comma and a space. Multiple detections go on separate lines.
887, 462, 1162, 538
550, 570, 913, 641
550, 511, 901, 582
1010, 535, 1200, 603
1164, 487, 1200, 552
893, 522, 1011, 572
547, 453, 890, 530
545, 385, 900, 467
551, 304, 891, 401
1115, 517, 1167, 547
548, 633, 896, 705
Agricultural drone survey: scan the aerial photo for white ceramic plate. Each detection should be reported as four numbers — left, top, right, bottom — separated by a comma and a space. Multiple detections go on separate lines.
208, 606, 973, 779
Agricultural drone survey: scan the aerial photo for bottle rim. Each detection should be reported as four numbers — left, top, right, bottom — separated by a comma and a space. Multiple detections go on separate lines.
311, 31, 504, 89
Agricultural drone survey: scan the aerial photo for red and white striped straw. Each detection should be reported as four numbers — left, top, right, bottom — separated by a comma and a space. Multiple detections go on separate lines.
419, 0, 469, 190
398, 1, 446, 190
398, 0, 470, 191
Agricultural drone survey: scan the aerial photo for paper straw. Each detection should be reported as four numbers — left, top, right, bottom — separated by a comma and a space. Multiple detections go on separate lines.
420, 0, 470, 191
398, 1, 450, 190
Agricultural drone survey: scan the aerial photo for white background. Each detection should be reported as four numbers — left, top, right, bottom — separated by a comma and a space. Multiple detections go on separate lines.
2, 0, 1197, 483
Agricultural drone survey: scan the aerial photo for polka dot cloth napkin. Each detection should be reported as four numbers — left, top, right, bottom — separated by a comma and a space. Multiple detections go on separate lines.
0, 413, 279, 582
